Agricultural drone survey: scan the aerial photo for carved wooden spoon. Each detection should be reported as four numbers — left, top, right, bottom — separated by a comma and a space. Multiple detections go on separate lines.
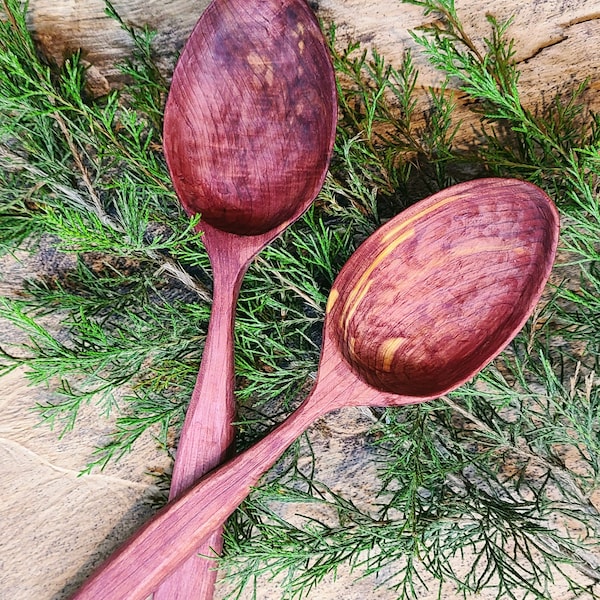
158, 0, 336, 597
72, 178, 559, 600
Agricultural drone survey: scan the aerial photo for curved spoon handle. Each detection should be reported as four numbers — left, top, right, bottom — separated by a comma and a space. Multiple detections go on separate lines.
71, 394, 324, 600
72, 347, 392, 600
154, 228, 258, 599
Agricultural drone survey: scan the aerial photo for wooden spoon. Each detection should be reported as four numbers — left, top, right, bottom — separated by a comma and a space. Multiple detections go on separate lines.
157, 0, 336, 597
72, 178, 559, 600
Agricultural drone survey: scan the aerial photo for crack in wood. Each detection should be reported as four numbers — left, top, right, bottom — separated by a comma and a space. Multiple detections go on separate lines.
516, 13, 600, 66
564, 12, 600, 27
516, 34, 567, 65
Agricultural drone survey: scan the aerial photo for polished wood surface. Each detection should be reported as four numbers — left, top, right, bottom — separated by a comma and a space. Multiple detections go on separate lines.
163, 0, 337, 236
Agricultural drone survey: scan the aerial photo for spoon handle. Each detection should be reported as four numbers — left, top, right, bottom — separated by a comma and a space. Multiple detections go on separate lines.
71, 392, 325, 600
167, 262, 242, 496
153, 249, 246, 599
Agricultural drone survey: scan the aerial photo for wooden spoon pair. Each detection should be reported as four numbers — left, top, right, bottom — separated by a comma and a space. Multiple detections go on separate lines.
73, 177, 559, 600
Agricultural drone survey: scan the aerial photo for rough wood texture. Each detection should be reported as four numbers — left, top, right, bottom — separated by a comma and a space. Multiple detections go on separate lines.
0, 249, 172, 600
72, 178, 559, 600
25, 0, 600, 134
26, 0, 210, 95
157, 1, 337, 597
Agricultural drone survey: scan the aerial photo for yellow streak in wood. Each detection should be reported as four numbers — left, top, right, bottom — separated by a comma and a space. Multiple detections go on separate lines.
340, 228, 414, 331
452, 243, 526, 256
246, 51, 274, 86
377, 337, 406, 372
382, 194, 460, 245
394, 242, 526, 283
348, 335, 356, 359
293, 21, 305, 53
326, 288, 339, 314
341, 279, 372, 332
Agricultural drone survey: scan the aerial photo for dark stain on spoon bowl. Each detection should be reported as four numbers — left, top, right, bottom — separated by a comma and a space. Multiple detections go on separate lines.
164, 0, 336, 235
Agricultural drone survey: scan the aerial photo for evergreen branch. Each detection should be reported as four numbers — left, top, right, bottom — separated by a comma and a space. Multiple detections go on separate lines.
1, 144, 209, 298
441, 393, 600, 528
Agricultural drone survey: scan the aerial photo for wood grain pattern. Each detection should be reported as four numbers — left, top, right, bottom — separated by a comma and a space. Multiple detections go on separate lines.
326, 178, 560, 397
71, 177, 559, 600
163, 0, 337, 236
156, 1, 337, 598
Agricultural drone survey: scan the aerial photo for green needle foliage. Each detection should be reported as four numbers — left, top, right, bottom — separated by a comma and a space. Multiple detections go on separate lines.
0, 0, 599, 598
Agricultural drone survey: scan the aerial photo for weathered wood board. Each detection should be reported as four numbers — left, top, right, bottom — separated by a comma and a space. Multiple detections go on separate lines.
25, 0, 600, 138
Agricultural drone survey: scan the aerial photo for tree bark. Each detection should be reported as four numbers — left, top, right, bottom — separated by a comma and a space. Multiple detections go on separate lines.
26, 0, 600, 121
318, 0, 600, 142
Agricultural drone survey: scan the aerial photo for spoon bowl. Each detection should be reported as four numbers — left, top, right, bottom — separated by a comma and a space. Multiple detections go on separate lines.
164, 0, 336, 236
72, 178, 559, 600
326, 177, 557, 399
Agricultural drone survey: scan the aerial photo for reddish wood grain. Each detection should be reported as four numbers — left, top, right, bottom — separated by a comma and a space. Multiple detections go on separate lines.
71, 178, 559, 600
326, 177, 560, 398
163, 0, 337, 236
157, 0, 337, 597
